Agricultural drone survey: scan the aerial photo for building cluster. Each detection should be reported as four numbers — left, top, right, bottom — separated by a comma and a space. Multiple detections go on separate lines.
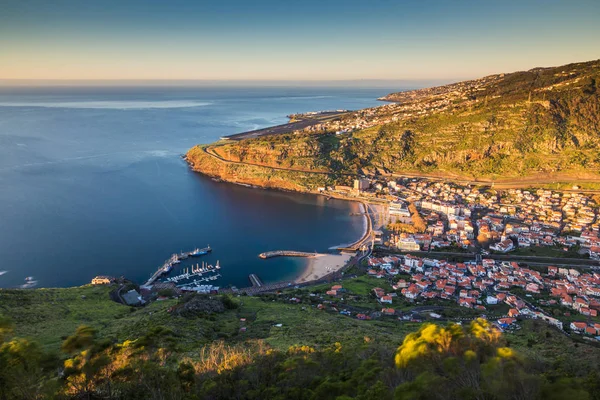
365, 253, 600, 336
483, 189, 600, 252
341, 177, 599, 256
292, 74, 503, 136
547, 266, 600, 318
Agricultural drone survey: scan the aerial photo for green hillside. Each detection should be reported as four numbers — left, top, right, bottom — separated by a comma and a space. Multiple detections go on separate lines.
187, 60, 600, 189
1, 283, 600, 399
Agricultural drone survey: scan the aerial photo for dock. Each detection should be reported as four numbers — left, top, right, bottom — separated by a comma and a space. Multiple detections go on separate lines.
259, 251, 317, 259
166, 261, 220, 283
144, 245, 212, 286
248, 274, 263, 288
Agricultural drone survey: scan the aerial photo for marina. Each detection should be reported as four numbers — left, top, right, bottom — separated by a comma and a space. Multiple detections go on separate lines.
144, 246, 212, 286
166, 261, 221, 283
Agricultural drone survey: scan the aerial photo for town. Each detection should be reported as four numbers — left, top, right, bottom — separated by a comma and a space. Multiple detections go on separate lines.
324, 177, 600, 258
309, 178, 600, 340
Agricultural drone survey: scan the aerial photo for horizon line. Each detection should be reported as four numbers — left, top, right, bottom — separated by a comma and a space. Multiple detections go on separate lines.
0, 78, 465, 90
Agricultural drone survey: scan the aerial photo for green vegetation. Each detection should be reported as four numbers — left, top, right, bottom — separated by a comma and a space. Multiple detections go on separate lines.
2, 285, 600, 400
510, 246, 587, 259
188, 60, 600, 189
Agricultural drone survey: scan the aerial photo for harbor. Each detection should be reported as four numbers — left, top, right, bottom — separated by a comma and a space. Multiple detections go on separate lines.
166, 261, 221, 283
144, 246, 212, 286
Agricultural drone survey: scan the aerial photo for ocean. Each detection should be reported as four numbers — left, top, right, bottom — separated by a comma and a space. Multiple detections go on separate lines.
0, 86, 398, 289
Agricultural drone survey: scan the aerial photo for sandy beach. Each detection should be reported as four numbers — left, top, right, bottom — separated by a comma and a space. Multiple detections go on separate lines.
294, 253, 353, 284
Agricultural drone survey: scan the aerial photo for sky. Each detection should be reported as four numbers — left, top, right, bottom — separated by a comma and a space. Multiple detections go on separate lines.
1, 0, 599, 82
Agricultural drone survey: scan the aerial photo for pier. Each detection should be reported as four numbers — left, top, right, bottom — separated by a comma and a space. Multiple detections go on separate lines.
259, 251, 317, 259
248, 274, 263, 287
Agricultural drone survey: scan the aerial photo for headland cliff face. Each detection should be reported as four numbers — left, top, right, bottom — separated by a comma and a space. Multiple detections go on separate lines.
185, 145, 333, 191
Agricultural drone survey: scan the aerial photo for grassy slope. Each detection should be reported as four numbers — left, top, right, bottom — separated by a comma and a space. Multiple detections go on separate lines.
2, 281, 600, 378
0, 285, 412, 353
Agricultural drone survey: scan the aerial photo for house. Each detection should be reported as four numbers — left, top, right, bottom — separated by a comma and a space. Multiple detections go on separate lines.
381, 308, 395, 316
326, 290, 337, 296
91, 276, 115, 285
490, 239, 514, 253
404, 255, 420, 268
402, 284, 421, 300
508, 308, 520, 317
585, 327, 597, 336
498, 317, 516, 327
380, 295, 393, 304
570, 322, 587, 332
458, 297, 476, 308
393, 280, 409, 290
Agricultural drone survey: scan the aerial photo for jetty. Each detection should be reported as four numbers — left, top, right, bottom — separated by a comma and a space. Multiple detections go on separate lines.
248, 274, 263, 288
259, 251, 317, 259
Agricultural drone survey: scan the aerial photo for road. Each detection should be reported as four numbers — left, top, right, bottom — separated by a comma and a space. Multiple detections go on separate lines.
204, 146, 339, 176
200, 142, 600, 193
373, 248, 600, 268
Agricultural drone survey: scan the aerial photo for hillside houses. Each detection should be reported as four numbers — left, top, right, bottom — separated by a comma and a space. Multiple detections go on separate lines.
363, 252, 600, 334
375, 179, 598, 255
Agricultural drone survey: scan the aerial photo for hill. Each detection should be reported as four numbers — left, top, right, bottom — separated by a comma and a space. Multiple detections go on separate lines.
187, 59, 600, 190
2, 281, 600, 399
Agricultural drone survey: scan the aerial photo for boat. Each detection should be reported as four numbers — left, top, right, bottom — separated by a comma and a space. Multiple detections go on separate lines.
189, 248, 208, 257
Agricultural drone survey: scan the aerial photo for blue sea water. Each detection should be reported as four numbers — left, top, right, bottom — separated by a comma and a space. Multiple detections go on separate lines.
0, 86, 396, 289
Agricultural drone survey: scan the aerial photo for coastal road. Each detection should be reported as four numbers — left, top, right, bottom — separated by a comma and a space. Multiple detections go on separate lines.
203, 146, 337, 176
374, 248, 600, 268
200, 144, 600, 194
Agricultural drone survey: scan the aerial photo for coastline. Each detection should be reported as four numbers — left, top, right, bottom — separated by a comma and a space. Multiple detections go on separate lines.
293, 202, 367, 284
294, 253, 353, 284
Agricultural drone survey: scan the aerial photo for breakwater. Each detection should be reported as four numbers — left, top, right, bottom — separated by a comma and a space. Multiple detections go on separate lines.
259, 251, 317, 259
